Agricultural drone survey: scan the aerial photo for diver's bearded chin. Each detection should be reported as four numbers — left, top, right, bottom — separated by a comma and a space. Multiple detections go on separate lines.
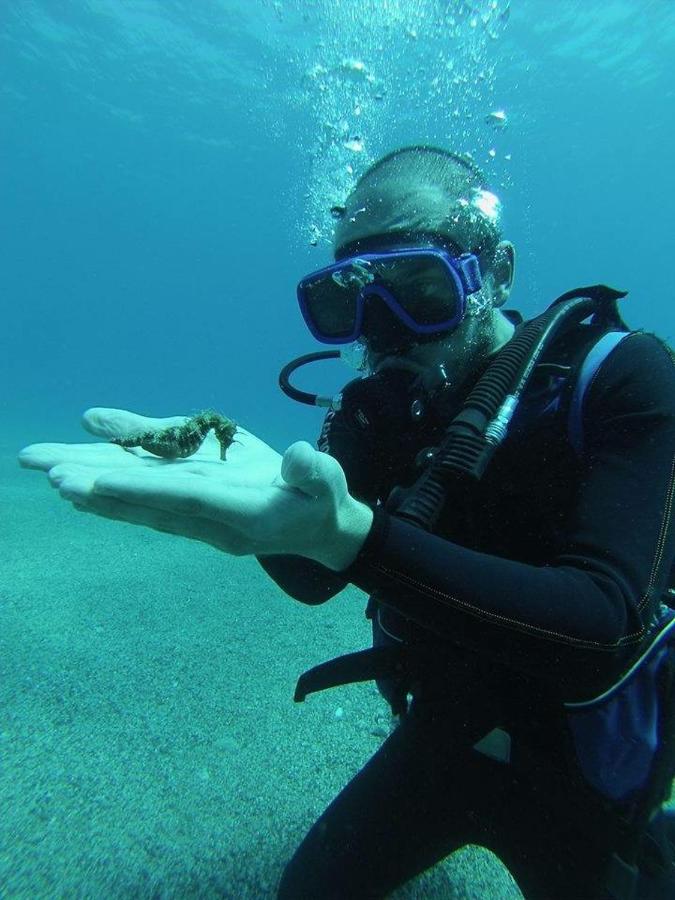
371, 349, 428, 375
370, 332, 490, 400
370, 336, 452, 378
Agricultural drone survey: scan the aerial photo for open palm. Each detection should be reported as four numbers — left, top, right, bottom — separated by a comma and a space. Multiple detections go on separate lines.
19, 407, 364, 567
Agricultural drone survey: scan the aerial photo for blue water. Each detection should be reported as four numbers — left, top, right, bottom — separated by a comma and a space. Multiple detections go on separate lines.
2, 2, 675, 896
3, 0, 673, 452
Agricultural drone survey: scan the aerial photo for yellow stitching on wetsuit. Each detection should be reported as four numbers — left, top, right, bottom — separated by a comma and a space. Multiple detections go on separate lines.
367, 337, 675, 653
582, 334, 675, 622
369, 562, 645, 650
636, 338, 675, 610
582, 333, 628, 415
579, 332, 640, 441
639, 452, 675, 611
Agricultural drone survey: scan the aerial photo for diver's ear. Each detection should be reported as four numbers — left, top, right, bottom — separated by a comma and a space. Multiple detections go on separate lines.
490, 240, 515, 308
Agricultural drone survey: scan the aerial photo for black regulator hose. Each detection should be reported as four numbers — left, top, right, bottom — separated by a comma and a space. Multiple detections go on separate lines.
279, 350, 341, 408
391, 286, 627, 532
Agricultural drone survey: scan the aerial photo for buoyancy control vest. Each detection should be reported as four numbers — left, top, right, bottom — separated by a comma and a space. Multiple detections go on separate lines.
290, 286, 675, 805
281, 285, 675, 898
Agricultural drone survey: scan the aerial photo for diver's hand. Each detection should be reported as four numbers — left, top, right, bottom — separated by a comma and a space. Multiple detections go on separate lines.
18, 408, 373, 571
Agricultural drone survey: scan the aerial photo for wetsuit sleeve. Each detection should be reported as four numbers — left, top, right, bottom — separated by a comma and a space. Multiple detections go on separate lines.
257, 554, 351, 605
257, 408, 379, 604
343, 333, 675, 694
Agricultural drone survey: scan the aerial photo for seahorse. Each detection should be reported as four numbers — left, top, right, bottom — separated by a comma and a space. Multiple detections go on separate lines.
110, 410, 237, 461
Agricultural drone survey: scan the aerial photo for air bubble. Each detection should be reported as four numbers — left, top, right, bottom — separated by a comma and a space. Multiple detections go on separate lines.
343, 137, 364, 153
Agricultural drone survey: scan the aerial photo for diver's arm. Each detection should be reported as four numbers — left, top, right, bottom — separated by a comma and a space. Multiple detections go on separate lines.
257, 554, 352, 605
342, 333, 675, 694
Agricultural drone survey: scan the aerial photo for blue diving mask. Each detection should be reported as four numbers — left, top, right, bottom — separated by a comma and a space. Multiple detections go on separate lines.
297, 246, 482, 352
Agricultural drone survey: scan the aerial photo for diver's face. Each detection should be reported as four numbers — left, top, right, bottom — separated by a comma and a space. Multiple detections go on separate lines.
367, 296, 491, 397
351, 238, 471, 361
331, 176, 513, 385
332, 181, 481, 358
333, 230, 485, 374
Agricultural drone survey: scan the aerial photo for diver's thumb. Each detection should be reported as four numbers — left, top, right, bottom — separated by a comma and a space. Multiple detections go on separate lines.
280, 441, 346, 502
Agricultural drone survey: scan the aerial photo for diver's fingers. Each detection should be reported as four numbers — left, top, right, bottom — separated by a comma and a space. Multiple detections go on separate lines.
81, 407, 188, 440
87, 468, 267, 522
70, 495, 253, 555
49, 463, 99, 494
18, 442, 150, 472
18, 439, 279, 479
67, 473, 260, 555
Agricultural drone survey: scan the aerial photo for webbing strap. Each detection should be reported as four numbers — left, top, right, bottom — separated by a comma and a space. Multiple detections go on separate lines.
294, 646, 407, 703
568, 330, 630, 456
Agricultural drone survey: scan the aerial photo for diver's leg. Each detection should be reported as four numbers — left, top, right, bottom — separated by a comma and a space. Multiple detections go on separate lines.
484, 764, 613, 900
276, 703, 510, 900
277, 701, 627, 900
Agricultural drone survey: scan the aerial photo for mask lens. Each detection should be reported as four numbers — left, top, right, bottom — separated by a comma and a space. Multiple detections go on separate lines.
370, 253, 460, 326
302, 259, 377, 339
299, 249, 469, 342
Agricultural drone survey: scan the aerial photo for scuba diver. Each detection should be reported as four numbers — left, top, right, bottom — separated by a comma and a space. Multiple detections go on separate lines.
20, 146, 675, 899
268, 146, 675, 899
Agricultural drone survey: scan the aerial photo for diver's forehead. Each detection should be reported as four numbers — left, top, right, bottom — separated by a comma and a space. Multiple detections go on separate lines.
334, 231, 463, 260
336, 183, 451, 237
334, 179, 498, 254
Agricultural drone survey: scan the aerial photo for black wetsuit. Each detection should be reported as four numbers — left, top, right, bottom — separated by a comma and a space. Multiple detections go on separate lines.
263, 325, 675, 899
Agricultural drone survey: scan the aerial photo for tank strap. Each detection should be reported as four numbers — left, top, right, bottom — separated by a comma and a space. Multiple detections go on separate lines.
568, 330, 631, 456
294, 645, 408, 704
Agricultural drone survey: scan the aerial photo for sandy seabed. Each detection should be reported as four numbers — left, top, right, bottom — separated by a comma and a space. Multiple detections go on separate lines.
1, 445, 521, 899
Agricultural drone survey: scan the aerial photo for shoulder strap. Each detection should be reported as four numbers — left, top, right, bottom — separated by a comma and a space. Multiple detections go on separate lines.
568, 330, 631, 456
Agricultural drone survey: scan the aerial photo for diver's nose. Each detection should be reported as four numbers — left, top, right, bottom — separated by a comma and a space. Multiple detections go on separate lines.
360, 290, 415, 354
